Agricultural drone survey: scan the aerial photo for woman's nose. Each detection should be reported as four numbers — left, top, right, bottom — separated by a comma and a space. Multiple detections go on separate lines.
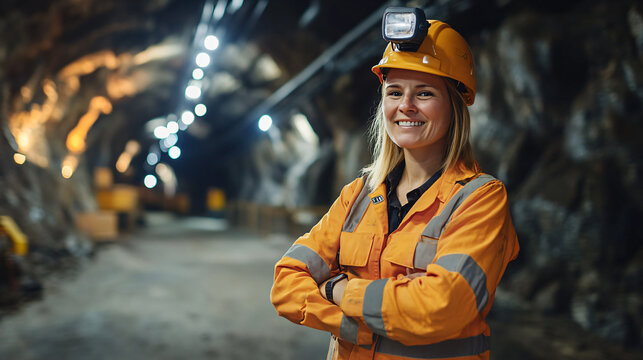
398, 95, 417, 113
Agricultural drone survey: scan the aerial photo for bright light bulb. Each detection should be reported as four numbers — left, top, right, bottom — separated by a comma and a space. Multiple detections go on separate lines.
196, 52, 210, 67
168, 146, 181, 159
185, 85, 201, 99
181, 111, 195, 125
13, 153, 26, 165
167, 121, 179, 133
163, 134, 178, 148
144, 174, 157, 188
204, 35, 219, 51
154, 126, 169, 139
147, 153, 159, 166
258, 115, 272, 132
192, 68, 204, 80
194, 104, 207, 116
62, 166, 73, 179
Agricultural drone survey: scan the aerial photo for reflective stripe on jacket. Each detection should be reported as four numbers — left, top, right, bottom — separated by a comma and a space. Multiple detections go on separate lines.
271, 164, 519, 359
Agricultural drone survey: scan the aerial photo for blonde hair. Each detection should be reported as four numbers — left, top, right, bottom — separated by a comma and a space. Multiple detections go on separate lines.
361, 78, 477, 191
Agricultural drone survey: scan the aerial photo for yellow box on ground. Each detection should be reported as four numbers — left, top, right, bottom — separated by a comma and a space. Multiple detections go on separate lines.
207, 188, 226, 212
96, 184, 139, 212
75, 211, 118, 240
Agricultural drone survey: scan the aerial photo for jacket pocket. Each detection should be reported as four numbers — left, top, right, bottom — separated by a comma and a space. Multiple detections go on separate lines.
381, 232, 416, 269
339, 232, 373, 267
382, 233, 438, 270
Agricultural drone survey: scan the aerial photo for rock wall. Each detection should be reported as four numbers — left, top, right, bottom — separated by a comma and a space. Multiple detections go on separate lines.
469, 1, 643, 346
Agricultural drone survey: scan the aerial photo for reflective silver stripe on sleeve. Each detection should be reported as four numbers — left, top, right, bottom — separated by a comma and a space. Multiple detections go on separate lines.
362, 278, 389, 336
413, 238, 438, 270
435, 253, 489, 312
422, 174, 496, 239
339, 315, 359, 344
376, 334, 489, 358
283, 244, 330, 284
342, 178, 371, 233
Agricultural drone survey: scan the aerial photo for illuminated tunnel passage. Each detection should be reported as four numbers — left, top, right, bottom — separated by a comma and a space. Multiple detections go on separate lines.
0, 213, 329, 359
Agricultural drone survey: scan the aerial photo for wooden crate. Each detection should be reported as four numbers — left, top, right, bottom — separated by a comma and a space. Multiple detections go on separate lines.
75, 211, 118, 240
165, 194, 190, 214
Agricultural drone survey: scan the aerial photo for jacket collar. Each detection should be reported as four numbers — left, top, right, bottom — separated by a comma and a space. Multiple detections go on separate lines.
392, 162, 480, 228
436, 161, 480, 202
367, 161, 480, 232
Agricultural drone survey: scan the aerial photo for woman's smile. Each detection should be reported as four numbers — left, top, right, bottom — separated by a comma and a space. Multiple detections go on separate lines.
395, 120, 426, 127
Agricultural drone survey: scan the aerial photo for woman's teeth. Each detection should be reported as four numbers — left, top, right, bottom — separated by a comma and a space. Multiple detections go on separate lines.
397, 121, 425, 126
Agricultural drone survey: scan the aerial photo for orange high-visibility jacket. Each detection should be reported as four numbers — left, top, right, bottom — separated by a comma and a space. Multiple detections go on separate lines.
271, 164, 519, 359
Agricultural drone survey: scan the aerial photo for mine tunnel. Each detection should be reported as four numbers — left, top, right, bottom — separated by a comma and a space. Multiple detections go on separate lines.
1, 0, 642, 359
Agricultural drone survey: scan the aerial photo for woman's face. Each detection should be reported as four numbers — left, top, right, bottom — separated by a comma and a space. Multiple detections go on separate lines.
383, 69, 452, 154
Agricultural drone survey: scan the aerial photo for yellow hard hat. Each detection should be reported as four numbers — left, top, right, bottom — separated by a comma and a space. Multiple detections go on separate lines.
372, 20, 476, 105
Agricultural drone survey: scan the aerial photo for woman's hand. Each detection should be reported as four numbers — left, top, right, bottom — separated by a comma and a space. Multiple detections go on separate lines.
319, 277, 348, 305
405, 268, 426, 279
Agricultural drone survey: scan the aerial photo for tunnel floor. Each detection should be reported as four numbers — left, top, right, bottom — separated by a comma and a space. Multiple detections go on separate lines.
0, 212, 329, 360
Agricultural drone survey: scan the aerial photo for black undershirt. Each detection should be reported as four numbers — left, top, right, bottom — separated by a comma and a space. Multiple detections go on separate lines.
385, 163, 443, 234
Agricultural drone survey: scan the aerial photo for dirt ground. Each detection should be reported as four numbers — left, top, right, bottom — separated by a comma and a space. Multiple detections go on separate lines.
0, 213, 329, 360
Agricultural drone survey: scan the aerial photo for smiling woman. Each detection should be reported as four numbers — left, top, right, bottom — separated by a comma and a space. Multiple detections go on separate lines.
271, 8, 519, 360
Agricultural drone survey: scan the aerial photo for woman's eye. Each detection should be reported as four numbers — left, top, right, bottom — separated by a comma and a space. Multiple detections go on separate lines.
418, 91, 434, 97
387, 91, 402, 97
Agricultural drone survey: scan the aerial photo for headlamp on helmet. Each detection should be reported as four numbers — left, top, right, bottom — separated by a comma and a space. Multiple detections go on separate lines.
382, 7, 429, 52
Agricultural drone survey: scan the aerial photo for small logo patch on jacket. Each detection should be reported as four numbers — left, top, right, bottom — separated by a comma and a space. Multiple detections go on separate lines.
372, 195, 384, 204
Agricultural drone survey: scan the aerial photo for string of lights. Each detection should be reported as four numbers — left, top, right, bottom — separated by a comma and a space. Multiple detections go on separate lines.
142, 0, 225, 190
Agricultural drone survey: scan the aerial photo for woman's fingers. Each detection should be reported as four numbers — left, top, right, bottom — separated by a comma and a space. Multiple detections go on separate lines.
405, 268, 425, 279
